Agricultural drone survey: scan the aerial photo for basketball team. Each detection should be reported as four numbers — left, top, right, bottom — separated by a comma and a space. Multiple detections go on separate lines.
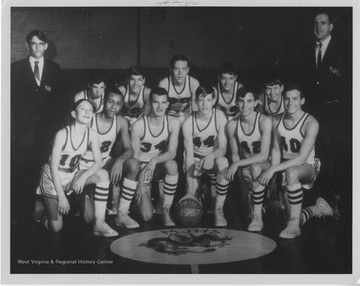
12, 10, 347, 241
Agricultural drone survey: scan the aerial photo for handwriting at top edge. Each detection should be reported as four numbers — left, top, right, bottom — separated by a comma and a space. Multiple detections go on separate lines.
155, 0, 199, 6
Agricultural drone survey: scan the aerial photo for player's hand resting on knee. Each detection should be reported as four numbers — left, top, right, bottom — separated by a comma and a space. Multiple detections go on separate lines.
110, 159, 124, 186
58, 196, 70, 215
202, 154, 214, 171
71, 174, 87, 194
258, 168, 275, 186
225, 164, 238, 182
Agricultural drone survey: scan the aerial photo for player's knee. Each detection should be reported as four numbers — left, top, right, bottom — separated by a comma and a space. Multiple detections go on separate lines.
165, 160, 178, 174
124, 158, 141, 176
96, 169, 109, 182
284, 167, 300, 185
250, 163, 262, 179
215, 157, 228, 170
48, 220, 63, 233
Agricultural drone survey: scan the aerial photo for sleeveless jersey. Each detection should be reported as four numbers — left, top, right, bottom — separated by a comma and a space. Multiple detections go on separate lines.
139, 115, 169, 164
78, 89, 104, 114
264, 94, 286, 117
167, 75, 192, 123
122, 85, 145, 125
236, 112, 262, 159
80, 114, 117, 168
277, 112, 315, 164
216, 82, 242, 120
192, 109, 219, 157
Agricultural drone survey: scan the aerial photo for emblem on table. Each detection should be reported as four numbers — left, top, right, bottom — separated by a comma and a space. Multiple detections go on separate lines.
138, 229, 233, 255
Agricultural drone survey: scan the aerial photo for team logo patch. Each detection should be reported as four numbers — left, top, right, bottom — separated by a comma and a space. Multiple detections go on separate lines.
110, 228, 276, 266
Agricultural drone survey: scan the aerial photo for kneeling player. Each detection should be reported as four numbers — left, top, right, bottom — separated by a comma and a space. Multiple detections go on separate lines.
226, 86, 272, 231
129, 87, 180, 227
182, 85, 230, 227
36, 99, 116, 236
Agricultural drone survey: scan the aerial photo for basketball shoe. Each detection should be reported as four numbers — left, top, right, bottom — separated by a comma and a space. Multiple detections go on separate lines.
115, 212, 140, 229
214, 208, 227, 227
247, 214, 264, 232
93, 219, 118, 237
279, 217, 301, 239
162, 207, 175, 227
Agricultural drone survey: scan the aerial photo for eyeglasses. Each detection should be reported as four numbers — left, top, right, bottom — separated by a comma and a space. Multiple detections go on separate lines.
30, 42, 46, 48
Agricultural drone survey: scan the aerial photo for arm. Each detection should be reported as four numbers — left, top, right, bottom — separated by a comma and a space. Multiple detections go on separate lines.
50, 129, 70, 215
190, 77, 200, 112
143, 87, 152, 116
110, 116, 134, 185
182, 116, 195, 172
256, 92, 265, 114
158, 77, 168, 89
130, 119, 144, 161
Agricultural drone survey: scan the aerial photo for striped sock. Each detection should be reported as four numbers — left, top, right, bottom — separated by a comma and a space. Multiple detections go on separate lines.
119, 178, 138, 214
301, 207, 313, 226
163, 174, 178, 208
94, 181, 110, 220
286, 183, 303, 219
215, 177, 229, 209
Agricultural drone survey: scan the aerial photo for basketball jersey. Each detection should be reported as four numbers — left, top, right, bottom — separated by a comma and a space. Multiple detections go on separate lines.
192, 109, 219, 157
122, 85, 145, 125
80, 114, 117, 167
264, 95, 286, 117
167, 75, 192, 121
216, 82, 242, 120
236, 112, 262, 159
79, 89, 104, 114
277, 112, 315, 164
139, 115, 169, 164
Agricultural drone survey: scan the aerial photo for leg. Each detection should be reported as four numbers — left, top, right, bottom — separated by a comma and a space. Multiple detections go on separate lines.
214, 157, 229, 227
42, 196, 64, 233
162, 160, 179, 227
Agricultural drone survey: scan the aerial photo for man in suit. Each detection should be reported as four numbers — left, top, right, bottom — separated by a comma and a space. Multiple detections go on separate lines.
11, 30, 66, 224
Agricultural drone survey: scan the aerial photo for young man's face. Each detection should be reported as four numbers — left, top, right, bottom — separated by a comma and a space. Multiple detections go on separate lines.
219, 73, 237, 92
265, 83, 284, 101
284, 89, 305, 114
314, 13, 333, 42
90, 82, 106, 99
73, 101, 94, 125
237, 92, 258, 117
151, 94, 169, 117
129, 75, 145, 94
196, 93, 215, 116
104, 93, 123, 118
28, 36, 48, 59
171, 60, 189, 85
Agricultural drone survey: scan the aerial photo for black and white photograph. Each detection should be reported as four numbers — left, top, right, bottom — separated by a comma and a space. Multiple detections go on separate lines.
2, 0, 359, 284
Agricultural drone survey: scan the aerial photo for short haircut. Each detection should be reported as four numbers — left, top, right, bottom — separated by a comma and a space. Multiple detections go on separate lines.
284, 82, 305, 98
127, 65, 146, 79
264, 75, 283, 87
26, 30, 47, 44
218, 62, 237, 77
89, 72, 108, 85
314, 9, 335, 23
170, 54, 189, 69
150, 87, 168, 102
72, 99, 95, 113
236, 86, 259, 101
195, 85, 216, 100
104, 87, 124, 102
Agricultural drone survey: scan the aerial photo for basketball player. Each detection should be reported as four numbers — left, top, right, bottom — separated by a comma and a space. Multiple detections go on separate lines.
214, 62, 244, 121
74, 72, 107, 114
258, 82, 334, 239
182, 85, 229, 227
118, 65, 151, 126
129, 87, 180, 227
79, 88, 140, 230
36, 99, 117, 237
257, 76, 286, 117
226, 86, 272, 231
159, 54, 200, 125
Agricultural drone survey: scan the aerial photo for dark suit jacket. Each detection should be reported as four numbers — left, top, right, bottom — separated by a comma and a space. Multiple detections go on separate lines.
300, 37, 348, 109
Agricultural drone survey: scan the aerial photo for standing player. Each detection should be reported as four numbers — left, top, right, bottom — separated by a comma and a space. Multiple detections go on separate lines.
225, 86, 272, 231
257, 76, 286, 117
214, 62, 244, 121
126, 87, 180, 227
258, 83, 333, 239
159, 54, 200, 125
74, 72, 107, 114
37, 99, 117, 237
182, 85, 229, 227
118, 65, 151, 126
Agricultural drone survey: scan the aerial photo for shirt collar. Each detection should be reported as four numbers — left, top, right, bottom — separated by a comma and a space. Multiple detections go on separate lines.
317, 35, 331, 51
29, 56, 44, 65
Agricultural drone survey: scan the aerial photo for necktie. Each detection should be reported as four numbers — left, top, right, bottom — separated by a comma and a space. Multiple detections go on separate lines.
34, 61, 40, 82
317, 42, 322, 69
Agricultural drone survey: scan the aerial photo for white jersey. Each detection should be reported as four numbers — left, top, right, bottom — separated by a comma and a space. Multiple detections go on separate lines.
277, 112, 315, 164
167, 75, 192, 123
139, 115, 169, 164
264, 95, 286, 117
192, 109, 220, 158
236, 112, 262, 159
122, 85, 145, 125
76, 89, 104, 114
216, 82, 242, 120
80, 114, 117, 169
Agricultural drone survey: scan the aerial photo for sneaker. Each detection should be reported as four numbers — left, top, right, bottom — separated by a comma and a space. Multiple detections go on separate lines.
93, 220, 118, 237
115, 212, 140, 229
162, 207, 175, 227
279, 217, 301, 239
315, 197, 340, 220
32, 199, 45, 223
247, 214, 264, 232
214, 208, 227, 227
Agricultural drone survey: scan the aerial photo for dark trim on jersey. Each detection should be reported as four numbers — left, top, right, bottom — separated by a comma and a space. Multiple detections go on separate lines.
147, 115, 166, 138
215, 109, 219, 133
300, 114, 310, 138
62, 127, 69, 151
83, 88, 103, 113
194, 108, 214, 133
140, 116, 147, 141
239, 112, 260, 136
166, 115, 170, 135
95, 113, 115, 135
265, 94, 283, 115
69, 126, 88, 151
126, 84, 143, 108
217, 82, 237, 105
170, 75, 187, 95
280, 111, 308, 132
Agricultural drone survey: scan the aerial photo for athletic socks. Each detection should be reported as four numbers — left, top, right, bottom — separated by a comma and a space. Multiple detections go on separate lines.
301, 207, 313, 226
94, 181, 110, 219
163, 174, 178, 209
215, 177, 229, 209
119, 178, 138, 214
286, 183, 303, 219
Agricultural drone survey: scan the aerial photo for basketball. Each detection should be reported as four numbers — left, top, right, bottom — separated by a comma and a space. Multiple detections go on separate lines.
175, 197, 204, 227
